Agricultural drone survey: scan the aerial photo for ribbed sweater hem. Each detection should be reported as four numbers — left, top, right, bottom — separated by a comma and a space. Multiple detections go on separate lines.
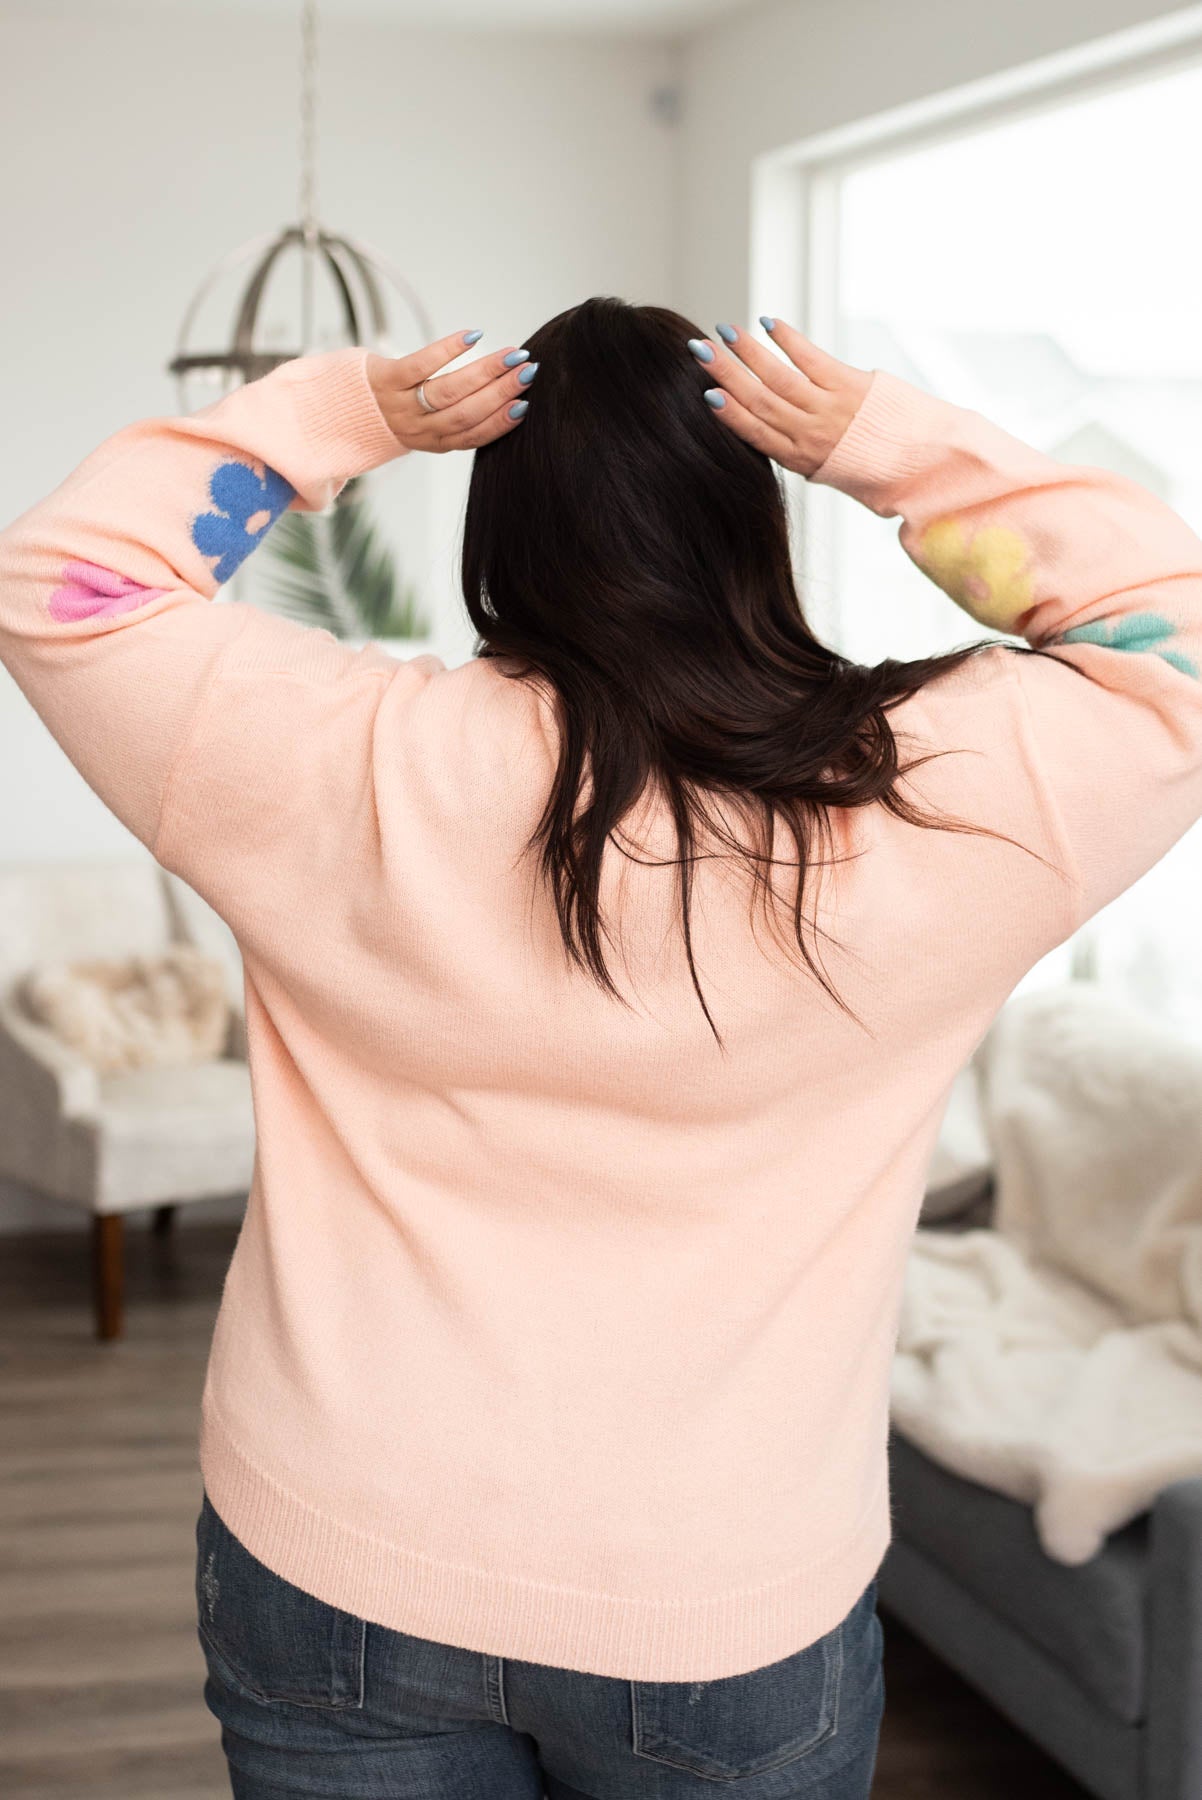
198, 1398, 893, 1682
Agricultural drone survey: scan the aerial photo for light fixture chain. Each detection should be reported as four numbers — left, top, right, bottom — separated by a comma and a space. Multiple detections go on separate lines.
171, 0, 432, 419
299, 0, 319, 245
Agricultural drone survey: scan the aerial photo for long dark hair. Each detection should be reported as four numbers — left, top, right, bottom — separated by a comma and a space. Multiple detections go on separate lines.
462, 296, 1001, 1043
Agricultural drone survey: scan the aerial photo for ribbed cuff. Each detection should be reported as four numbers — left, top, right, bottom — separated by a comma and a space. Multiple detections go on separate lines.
283, 347, 408, 482
808, 368, 944, 510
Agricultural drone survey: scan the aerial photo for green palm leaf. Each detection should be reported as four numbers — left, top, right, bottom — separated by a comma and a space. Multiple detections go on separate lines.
261, 480, 429, 640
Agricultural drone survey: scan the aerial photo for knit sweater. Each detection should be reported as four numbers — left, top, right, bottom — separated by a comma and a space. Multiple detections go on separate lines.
3, 348, 1202, 1682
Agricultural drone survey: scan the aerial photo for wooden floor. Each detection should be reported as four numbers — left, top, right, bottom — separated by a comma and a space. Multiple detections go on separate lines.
0, 1221, 1092, 1800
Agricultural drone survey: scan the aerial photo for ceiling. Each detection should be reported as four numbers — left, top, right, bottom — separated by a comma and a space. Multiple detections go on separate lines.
134, 0, 759, 33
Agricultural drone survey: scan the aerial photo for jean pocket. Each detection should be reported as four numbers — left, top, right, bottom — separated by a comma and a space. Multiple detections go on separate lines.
195, 1491, 366, 1711
629, 1611, 845, 1781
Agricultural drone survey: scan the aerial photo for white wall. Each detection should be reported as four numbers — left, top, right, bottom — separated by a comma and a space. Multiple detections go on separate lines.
0, 0, 678, 867
676, 0, 1200, 328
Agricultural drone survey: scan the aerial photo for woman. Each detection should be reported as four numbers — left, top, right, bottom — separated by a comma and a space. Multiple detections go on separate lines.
3, 297, 1200, 1800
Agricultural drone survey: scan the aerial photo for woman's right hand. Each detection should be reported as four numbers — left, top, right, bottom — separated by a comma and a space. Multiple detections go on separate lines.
365, 332, 536, 454
690, 319, 872, 478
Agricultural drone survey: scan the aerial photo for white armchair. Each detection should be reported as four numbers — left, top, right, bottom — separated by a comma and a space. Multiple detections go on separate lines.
0, 858, 254, 1339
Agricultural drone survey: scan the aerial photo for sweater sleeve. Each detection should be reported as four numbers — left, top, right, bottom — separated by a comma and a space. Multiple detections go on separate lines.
810, 368, 1202, 931
0, 348, 406, 858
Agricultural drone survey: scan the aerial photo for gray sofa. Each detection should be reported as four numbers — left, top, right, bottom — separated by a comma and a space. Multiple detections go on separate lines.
878, 1428, 1202, 1800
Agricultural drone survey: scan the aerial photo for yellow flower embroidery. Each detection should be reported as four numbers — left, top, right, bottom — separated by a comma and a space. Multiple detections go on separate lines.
914, 519, 1034, 632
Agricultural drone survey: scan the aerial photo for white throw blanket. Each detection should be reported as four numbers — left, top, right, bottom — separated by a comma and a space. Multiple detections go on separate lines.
891, 983, 1202, 1563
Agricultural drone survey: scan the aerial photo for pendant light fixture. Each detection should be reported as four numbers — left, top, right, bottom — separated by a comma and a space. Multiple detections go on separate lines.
167, 0, 433, 415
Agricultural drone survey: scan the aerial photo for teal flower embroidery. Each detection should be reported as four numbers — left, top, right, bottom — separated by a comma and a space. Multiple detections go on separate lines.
1054, 611, 1199, 679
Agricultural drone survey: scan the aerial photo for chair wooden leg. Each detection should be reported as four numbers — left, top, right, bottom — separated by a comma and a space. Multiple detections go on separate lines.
92, 1214, 125, 1341
151, 1203, 177, 1237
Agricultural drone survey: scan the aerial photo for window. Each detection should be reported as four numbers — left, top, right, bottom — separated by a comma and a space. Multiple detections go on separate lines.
831, 61, 1202, 663
794, 52, 1202, 1028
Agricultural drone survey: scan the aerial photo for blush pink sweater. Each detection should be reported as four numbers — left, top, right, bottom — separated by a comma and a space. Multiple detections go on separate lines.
3, 349, 1202, 1681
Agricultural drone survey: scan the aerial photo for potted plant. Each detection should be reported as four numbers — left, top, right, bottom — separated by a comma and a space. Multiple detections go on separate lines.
260, 476, 432, 655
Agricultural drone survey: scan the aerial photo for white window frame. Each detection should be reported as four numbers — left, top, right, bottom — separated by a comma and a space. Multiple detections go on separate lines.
747, 4, 1202, 648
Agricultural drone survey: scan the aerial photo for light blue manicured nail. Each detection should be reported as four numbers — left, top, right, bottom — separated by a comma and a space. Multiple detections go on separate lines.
463, 330, 484, 345
703, 389, 726, 410
517, 361, 540, 386
509, 399, 529, 420
688, 337, 715, 363
759, 315, 777, 332
503, 348, 530, 368
715, 323, 738, 344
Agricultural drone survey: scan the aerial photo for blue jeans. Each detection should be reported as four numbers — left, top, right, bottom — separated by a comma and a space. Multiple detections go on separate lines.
195, 1490, 885, 1799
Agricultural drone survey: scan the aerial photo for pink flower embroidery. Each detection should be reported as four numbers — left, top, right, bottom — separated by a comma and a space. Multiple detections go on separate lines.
47, 561, 169, 623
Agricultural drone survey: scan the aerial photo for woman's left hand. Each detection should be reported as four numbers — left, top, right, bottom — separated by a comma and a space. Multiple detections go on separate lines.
692, 320, 871, 477
366, 332, 535, 453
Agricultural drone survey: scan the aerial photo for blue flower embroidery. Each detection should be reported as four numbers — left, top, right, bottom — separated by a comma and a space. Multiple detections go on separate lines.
1054, 611, 1199, 679
191, 460, 296, 583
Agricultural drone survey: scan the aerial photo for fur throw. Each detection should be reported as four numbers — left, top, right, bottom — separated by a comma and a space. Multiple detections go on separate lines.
17, 945, 230, 1073
893, 983, 1202, 1563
